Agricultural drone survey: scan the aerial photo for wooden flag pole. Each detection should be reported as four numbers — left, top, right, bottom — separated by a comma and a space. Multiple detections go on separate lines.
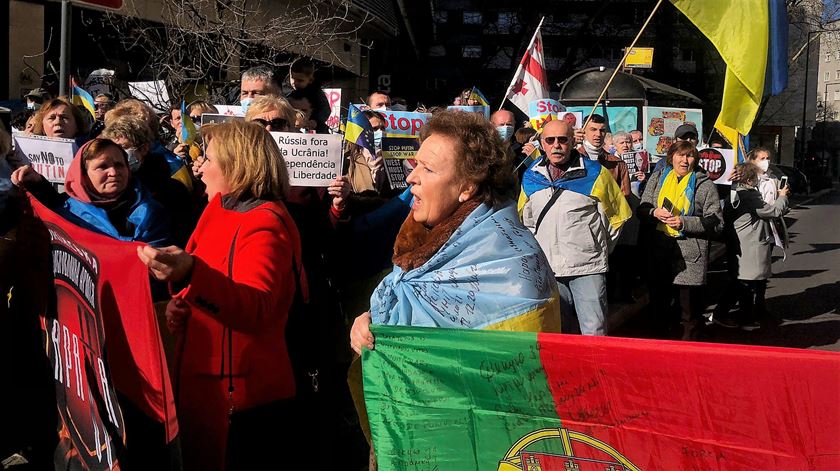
499, 16, 546, 112
581, 0, 665, 131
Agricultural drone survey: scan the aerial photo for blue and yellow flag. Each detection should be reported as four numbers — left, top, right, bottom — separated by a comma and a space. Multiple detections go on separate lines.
518, 157, 631, 231
70, 77, 96, 121
344, 104, 375, 155
469, 86, 490, 107
179, 100, 197, 145
370, 202, 560, 332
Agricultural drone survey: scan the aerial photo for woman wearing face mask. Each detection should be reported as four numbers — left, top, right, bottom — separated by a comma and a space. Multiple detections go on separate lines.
101, 115, 197, 247
11, 138, 171, 246
713, 162, 789, 331
346, 110, 388, 196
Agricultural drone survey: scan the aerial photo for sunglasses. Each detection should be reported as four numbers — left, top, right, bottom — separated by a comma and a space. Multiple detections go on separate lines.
253, 118, 288, 131
542, 135, 570, 145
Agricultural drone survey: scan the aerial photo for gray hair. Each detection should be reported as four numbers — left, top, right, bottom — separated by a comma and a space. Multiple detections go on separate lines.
241, 66, 279, 87
613, 131, 631, 143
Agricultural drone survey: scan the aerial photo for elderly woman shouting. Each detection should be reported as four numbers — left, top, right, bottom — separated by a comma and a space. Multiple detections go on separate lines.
136, 121, 305, 471
638, 141, 722, 340
350, 110, 560, 354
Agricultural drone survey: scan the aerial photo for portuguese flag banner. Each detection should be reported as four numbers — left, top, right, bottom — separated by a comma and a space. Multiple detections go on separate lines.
362, 326, 840, 470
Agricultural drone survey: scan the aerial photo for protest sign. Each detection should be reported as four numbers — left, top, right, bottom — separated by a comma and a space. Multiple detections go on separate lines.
375, 110, 430, 160
200, 114, 243, 126
128, 81, 170, 113
697, 147, 736, 185
324, 88, 342, 133
271, 132, 342, 187
384, 157, 415, 190
364, 326, 840, 471
528, 98, 565, 131
213, 104, 244, 116
84, 69, 116, 97
643, 106, 703, 156
447, 105, 490, 119
567, 105, 638, 133
13, 134, 78, 184
618, 151, 650, 180
558, 111, 583, 129
30, 195, 178, 470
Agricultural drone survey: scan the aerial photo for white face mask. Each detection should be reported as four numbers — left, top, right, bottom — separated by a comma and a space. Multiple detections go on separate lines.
756, 160, 769, 173
373, 130, 384, 151
583, 140, 601, 159
496, 125, 514, 141
632, 142, 643, 151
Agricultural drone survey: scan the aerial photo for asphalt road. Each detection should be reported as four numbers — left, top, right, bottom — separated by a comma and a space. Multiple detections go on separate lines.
615, 190, 840, 351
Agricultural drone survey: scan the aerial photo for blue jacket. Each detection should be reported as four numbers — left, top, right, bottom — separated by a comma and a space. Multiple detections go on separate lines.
63, 180, 172, 247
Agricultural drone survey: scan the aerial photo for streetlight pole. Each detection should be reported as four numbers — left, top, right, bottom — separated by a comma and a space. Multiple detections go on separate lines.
800, 30, 820, 169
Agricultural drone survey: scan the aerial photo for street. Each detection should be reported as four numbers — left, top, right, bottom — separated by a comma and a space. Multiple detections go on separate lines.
615, 190, 840, 351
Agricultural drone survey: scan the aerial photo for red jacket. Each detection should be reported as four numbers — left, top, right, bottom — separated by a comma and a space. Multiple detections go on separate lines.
172, 194, 304, 470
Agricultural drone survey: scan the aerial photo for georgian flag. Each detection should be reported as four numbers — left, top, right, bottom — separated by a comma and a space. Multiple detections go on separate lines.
502, 22, 549, 115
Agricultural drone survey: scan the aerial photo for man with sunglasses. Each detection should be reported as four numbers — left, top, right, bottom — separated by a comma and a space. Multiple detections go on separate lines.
521, 120, 629, 336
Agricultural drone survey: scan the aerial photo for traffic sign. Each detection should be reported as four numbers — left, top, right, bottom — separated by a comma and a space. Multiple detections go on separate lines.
624, 47, 654, 69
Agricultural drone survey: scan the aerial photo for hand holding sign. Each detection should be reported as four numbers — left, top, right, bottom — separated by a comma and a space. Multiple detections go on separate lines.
137, 245, 194, 282
10, 165, 42, 188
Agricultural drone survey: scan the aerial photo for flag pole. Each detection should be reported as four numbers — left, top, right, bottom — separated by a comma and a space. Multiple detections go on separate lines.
499, 16, 546, 112
581, 0, 665, 130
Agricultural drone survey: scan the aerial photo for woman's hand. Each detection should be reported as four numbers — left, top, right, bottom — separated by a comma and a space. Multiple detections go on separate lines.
10, 165, 41, 188
653, 207, 672, 221
350, 312, 374, 355
137, 245, 194, 282
329, 176, 351, 210
173, 143, 189, 159
778, 186, 790, 198
635, 171, 646, 183
191, 156, 206, 178
664, 215, 683, 230
165, 298, 191, 333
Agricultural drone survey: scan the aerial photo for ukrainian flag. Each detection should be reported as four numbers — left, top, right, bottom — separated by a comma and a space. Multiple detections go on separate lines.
518, 157, 631, 231
469, 86, 490, 107
70, 77, 96, 121
179, 100, 197, 145
345, 104, 375, 155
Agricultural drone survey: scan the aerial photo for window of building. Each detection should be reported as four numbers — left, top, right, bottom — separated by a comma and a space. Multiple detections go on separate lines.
835, 89, 840, 101
836, 50, 840, 60
826, 51, 832, 62
428, 45, 446, 57
836, 70, 840, 80
826, 71, 831, 81
463, 11, 482, 25
682, 49, 695, 62
487, 47, 514, 69
462, 45, 482, 58
433, 11, 448, 24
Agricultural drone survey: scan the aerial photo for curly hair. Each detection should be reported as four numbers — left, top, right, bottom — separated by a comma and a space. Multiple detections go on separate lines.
419, 110, 516, 207
100, 115, 155, 149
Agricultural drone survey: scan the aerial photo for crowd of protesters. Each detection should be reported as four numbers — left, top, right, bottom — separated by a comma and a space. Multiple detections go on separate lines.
0, 57, 792, 470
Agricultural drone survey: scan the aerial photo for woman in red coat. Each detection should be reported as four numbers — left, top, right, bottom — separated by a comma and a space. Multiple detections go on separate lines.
137, 121, 334, 470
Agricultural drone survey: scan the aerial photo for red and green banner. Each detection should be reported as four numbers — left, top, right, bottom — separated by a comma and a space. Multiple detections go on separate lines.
31, 196, 177, 470
362, 325, 840, 470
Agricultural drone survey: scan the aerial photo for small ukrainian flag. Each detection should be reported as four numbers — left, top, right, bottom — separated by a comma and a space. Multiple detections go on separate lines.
469, 86, 490, 107
70, 77, 96, 121
180, 100, 197, 145
344, 104, 375, 155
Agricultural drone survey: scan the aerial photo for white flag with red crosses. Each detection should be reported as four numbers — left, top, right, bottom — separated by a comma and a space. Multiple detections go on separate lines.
502, 19, 549, 116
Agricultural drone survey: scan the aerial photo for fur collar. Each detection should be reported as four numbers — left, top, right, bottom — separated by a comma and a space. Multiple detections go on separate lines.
392, 199, 481, 272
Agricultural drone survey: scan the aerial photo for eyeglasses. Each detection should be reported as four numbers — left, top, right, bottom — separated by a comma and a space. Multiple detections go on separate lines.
253, 118, 288, 131
542, 135, 570, 145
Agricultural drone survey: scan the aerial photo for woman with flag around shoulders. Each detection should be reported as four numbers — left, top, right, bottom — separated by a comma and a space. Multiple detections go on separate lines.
637, 140, 723, 340
349, 110, 561, 353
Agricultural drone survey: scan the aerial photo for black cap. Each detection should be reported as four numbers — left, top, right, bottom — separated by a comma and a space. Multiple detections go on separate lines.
674, 123, 698, 139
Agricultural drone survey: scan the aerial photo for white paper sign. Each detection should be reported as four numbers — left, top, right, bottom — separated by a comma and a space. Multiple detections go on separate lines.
697, 147, 736, 186
13, 134, 78, 184
213, 105, 244, 117
270, 132, 342, 187
323, 88, 342, 133
85, 69, 115, 97
128, 81, 171, 113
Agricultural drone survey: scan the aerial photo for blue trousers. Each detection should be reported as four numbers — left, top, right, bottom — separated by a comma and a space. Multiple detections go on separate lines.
556, 273, 608, 335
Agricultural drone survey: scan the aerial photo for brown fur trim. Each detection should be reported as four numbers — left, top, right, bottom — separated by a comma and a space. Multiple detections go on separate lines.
392, 199, 481, 271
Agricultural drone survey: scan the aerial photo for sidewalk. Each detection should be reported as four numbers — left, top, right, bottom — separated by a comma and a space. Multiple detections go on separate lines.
607, 186, 837, 332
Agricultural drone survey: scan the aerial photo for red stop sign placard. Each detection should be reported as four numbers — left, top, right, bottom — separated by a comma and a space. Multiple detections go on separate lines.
72, 0, 123, 11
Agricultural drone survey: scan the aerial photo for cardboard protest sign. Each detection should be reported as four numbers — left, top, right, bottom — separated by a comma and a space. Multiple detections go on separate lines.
642, 106, 703, 156
84, 69, 116, 97
528, 98, 565, 131
271, 132, 342, 187
324, 88, 342, 133
384, 157, 416, 191
213, 105, 244, 116
200, 114, 243, 126
567, 106, 638, 134
128, 81, 170, 113
13, 134, 78, 184
376, 110, 430, 159
697, 147, 736, 185
447, 105, 490, 119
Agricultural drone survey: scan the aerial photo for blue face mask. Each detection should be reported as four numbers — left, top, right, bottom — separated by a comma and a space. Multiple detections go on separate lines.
240, 97, 253, 116
496, 125, 514, 141
373, 130, 384, 152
